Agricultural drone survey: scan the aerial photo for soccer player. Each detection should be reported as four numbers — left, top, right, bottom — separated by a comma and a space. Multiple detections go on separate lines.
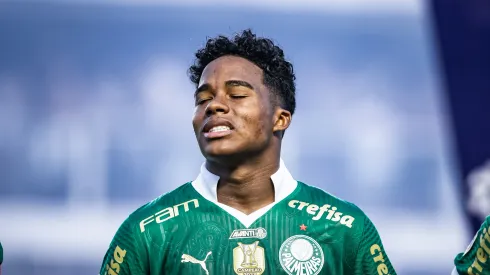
100, 29, 396, 275
452, 215, 490, 275
0, 241, 3, 275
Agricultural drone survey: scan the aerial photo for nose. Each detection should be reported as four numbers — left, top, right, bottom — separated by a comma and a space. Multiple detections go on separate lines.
205, 95, 229, 116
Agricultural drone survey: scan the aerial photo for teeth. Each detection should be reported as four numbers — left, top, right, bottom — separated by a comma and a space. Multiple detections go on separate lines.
209, 126, 231, 133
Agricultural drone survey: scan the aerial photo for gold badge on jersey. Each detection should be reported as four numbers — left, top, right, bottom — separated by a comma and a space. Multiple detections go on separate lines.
233, 241, 265, 275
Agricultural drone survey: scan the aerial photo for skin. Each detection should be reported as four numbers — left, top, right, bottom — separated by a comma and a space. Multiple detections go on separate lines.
192, 55, 292, 214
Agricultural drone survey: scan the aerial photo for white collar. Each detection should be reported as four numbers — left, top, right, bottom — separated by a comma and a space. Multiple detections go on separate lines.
191, 158, 298, 228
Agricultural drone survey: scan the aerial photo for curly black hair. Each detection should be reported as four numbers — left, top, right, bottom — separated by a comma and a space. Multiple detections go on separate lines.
188, 29, 296, 115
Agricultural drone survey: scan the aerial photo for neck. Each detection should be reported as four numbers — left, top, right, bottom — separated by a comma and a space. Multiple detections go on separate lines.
206, 153, 280, 215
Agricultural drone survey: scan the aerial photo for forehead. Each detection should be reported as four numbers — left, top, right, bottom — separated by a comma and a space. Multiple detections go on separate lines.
199, 56, 263, 86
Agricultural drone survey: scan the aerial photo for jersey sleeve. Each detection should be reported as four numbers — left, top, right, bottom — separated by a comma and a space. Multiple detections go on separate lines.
453, 216, 490, 275
0, 241, 3, 272
99, 219, 147, 275
353, 216, 397, 275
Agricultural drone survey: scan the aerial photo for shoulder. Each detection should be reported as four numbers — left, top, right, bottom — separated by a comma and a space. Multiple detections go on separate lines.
458, 215, 490, 258
122, 182, 198, 234
484, 215, 490, 228
454, 215, 490, 274
290, 181, 372, 232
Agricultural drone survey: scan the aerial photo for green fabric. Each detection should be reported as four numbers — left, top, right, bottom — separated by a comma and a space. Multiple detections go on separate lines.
100, 182, 396, 275
454, 216, 490, 275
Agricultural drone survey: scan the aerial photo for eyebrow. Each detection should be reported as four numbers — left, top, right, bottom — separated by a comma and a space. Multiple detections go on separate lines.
225, 80, 254, 90
194, 84, 211, 98
194, 80, 255, 97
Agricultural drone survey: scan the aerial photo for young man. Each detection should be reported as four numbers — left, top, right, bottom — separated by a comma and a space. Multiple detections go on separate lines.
100, 29, 396, 275
452, 215, 490, 275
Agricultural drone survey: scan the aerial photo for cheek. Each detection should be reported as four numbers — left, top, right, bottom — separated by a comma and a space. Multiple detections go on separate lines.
192, 111, 201, 133
192, 119, 198, 132
243, 110, 271, 138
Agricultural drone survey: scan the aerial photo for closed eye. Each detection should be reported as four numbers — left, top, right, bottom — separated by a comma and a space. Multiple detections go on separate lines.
196, 98, 212, 105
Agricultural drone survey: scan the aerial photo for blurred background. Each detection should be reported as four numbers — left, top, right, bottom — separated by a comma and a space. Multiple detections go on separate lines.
0, 0, 489, 274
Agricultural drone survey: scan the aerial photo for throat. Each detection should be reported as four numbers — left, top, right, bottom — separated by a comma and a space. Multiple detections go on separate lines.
207, 157, 280, 215
217, 179, 275, 215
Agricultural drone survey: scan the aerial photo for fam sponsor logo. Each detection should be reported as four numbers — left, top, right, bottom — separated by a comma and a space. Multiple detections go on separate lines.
288, 200, 355, 228
229, 228, 268, 240
140, 199, 199, 232
279, 235, 324, 275
102, 245, 127, 275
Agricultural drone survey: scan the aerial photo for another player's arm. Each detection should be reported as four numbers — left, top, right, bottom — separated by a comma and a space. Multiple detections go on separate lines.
353, 216, 397, 275
453, 216, 490, 275
0, 241, 3, 275
100, 219, 147, 275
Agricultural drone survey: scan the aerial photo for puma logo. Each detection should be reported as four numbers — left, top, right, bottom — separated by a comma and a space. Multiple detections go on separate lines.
181, 251, 212, 275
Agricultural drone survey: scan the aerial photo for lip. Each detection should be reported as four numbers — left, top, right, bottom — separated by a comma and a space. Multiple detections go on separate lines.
202, 118, 235, 133
201, 118, 235, 139
204, 129, 233, 139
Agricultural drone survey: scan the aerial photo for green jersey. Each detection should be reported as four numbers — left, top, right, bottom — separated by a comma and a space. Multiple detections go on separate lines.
453, 216, 490, 275
0, 241, 3, 275
100, 181, 395, 275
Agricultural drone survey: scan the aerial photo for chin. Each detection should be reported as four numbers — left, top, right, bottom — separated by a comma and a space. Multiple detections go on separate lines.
201, 141, 244, 159
203, 147, 239, 159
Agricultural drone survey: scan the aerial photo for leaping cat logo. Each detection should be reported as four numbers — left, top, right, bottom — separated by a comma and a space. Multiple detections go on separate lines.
181, 251, 212, 275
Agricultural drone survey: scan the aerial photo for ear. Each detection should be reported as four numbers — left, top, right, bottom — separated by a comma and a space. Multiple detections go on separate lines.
272, 107, 292, 133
